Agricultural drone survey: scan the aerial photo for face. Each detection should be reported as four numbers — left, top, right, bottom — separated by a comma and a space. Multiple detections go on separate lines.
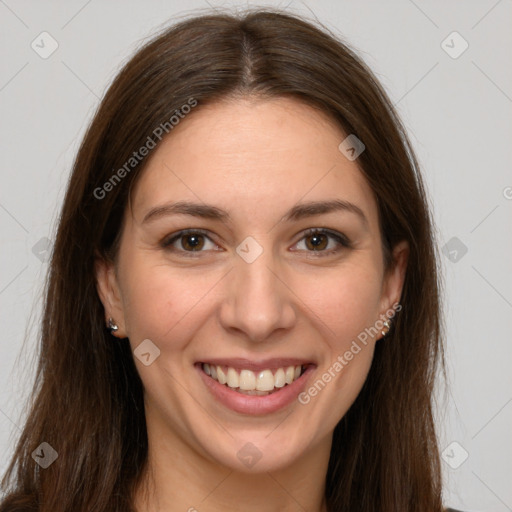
96, 97, 407, 473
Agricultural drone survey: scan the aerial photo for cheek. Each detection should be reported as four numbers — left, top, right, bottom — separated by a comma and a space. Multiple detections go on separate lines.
118, 255, 222, 348
300, 263, 381, 398
306, 264, 383, 348
292, 264, 382, 433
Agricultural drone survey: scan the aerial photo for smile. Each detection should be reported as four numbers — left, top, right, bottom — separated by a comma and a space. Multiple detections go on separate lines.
201, 363, 306, 395
195, 359, 316, 415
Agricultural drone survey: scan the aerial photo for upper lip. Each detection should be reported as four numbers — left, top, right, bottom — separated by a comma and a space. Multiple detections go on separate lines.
197, 358, 315, 372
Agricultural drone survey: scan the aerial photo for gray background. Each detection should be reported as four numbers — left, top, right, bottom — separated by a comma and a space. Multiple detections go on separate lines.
1, 0, 511, 510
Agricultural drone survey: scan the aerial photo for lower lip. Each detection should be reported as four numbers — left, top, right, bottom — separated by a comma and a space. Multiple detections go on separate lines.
195, 363, 315, 415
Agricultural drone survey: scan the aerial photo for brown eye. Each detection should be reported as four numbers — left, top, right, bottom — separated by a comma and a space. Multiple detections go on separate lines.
305, 232, 329, 251
162, 229, 218, 254
180, 233, 205, 251
293, 228, 351, 257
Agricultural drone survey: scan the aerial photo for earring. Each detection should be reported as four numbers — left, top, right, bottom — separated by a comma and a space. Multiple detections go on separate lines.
381, 320, 391, 337
107, 317, 119, 334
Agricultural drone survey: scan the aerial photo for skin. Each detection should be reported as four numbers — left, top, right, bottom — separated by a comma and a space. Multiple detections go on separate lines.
95, 96, 408, 512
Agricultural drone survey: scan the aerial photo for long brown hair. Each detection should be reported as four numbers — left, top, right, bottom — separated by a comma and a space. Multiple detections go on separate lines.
1, 8, 445, 511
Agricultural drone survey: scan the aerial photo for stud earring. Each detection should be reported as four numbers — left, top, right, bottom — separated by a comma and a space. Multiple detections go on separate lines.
381, 320, 391, 337
107, 317, 119, 334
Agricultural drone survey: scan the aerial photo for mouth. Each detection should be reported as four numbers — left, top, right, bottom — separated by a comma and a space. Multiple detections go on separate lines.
195, 359, 316, 415
200, 362, 309, 395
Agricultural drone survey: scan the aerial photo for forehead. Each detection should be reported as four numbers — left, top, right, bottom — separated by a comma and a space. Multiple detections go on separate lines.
131, 97, 378, 228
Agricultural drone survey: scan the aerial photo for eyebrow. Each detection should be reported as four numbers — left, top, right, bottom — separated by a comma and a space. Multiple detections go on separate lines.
142, 199, 368, 226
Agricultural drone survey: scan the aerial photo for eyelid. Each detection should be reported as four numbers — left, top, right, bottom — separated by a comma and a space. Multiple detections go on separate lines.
162, 227, 210, 243
162, 227, 351, 256
298, 227, 351, 246
161, 228, 222, 254
291, 227, 351, 256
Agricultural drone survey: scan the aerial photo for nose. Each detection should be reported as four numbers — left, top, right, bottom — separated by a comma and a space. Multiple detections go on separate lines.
218, 249, 297, 343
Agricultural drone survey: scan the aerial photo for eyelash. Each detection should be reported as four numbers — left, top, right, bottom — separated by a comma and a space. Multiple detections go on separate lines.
161, 228, 351, 258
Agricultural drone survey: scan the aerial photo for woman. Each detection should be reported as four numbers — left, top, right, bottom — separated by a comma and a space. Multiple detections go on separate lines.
0, 8, 455, 512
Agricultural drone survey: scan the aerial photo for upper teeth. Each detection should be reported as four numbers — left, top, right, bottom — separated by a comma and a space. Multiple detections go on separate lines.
202, 363, 304, 391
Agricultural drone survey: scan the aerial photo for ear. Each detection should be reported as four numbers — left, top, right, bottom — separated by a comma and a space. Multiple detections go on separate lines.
379, 240, 409, 315
94, 254, 127, 338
